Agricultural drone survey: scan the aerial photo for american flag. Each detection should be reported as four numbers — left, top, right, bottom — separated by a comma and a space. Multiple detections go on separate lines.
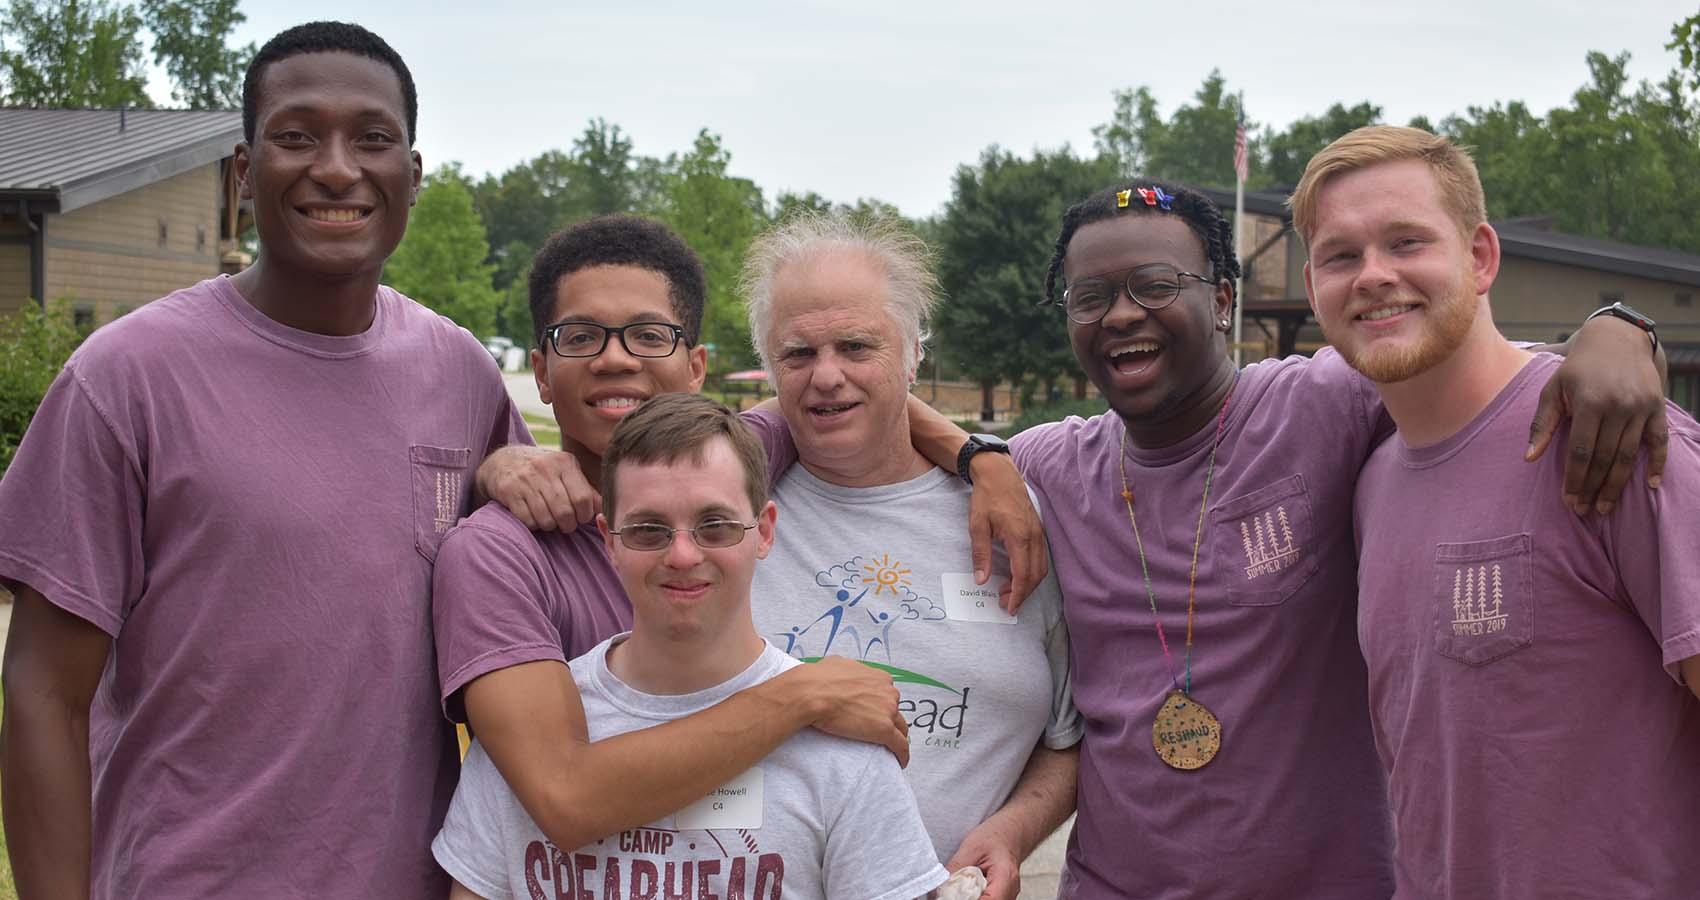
1233, 117, 1249, 184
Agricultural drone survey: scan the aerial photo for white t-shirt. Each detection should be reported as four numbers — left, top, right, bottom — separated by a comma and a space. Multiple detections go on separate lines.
433, 636, 948, 900
751, 465, 1082, 863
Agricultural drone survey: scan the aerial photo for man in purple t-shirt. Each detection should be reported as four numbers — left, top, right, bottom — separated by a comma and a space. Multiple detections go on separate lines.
0, 23, 531, 899
1296, 125, 1700, 899
434, 214, 1039, 856
892, 177, 1667, 898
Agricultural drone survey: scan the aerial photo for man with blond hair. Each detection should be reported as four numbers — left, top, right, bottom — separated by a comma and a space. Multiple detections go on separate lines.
1296, 124, 1700, 899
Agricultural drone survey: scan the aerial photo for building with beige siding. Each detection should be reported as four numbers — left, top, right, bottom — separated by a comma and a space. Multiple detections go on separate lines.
1200, 187, 1700, 416
0, 108, 247, 328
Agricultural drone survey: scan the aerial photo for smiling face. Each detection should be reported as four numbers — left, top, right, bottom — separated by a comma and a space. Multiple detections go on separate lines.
765, 250, 920, 486
235, 51, 421, 282
600, 436, 777, 643
533, 265, 708, 478
1063, 214, 1232, 427
1303, 158, 1496, 384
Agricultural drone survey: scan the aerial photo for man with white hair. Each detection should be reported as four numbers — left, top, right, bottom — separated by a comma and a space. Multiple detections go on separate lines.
741, 213, 1082, 900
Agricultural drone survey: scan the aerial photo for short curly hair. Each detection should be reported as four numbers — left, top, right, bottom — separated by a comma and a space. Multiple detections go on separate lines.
527, 215, 707, 351
243, 21, 417, 145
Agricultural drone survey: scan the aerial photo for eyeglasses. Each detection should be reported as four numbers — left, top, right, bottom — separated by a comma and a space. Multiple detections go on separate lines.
609, 519, 758, 551
1057, 265, 1215, 325
542, 320, 686, 359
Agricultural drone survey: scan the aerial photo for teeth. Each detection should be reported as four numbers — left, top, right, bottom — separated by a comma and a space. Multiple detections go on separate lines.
1361, 305, 1415, 321
1111, 342, 1160, 358
594, 397, 642, 409
304, 208, 366, 223
813, 405, 853, 414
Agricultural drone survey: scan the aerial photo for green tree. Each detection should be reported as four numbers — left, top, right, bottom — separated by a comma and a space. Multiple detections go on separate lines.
1092, 86, 1163, 177
140, 0, 253, 108
657, 129, 766, 370
1093, 72, 1252, 188
1670, 12, 1700, 87
0, 0, 152, 107
0, 300, 82, 474
934, 146, 1120, 420
563, 118, 639, 216
385, 165, 500, 336
1258, 101, 1382, 187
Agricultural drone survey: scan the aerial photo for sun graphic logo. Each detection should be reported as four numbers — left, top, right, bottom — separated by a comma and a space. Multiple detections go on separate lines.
863, 554, 913, 596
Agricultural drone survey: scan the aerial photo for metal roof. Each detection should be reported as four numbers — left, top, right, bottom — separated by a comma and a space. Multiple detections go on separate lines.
1491, 220, 1700, 290
0, 107, 242, 213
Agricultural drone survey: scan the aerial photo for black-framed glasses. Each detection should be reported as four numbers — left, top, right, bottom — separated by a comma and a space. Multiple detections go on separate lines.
542, 320, 686, 359
1056, 264, 1215, 325
609, 519, 758, 551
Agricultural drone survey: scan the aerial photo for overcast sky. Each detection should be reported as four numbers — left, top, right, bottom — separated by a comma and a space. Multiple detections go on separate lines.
197, 1, 1694, 219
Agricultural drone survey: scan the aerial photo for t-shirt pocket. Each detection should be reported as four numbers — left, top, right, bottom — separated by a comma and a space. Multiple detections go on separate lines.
410, 444, 473, 563
1432, 534, 1533, 666
1210, 473, 1320, 607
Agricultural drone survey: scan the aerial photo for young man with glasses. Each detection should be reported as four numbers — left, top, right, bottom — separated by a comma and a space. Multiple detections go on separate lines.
435, 392, 949, 899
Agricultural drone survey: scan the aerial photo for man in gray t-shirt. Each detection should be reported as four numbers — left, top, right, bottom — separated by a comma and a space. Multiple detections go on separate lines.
435, 394, 947, 900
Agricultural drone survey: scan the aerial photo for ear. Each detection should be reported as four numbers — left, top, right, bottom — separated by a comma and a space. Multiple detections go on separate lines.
409, 149, 424, 206
754, 500, 778, 560
234, 142, 254, 200
1469, 222, 1501, 297
687, 343, 708, 392
531, 347, 552, 406
1213, 280, 1234, 333
597, 513, 615, 553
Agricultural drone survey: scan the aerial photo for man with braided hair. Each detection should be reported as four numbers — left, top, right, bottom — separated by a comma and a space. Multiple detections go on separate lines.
905, 178, 1669, 898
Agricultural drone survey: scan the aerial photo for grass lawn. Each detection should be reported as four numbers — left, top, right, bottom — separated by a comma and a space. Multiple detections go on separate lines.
522, 413, 560, 448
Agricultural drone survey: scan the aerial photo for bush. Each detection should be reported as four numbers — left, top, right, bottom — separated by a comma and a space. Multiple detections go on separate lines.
1011, 396, 1109, 436
0, 301, 82, 475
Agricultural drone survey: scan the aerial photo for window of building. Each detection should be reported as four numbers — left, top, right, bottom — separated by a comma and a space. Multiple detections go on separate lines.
196, 225, 207, 253
73, 304, 95, 334
1598, 290, 1624, 307
1673, 374, 1698, 416
1678, 292, 1694, 309
158, 219, 168, 247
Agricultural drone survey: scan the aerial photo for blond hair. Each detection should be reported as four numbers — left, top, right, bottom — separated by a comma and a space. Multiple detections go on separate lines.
1289, 125, 1487, 246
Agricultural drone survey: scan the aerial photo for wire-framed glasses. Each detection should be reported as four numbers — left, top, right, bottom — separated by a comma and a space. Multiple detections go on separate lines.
542, 321, 686, 358
1057, 264, 1215, 325
608, 519, 758, 551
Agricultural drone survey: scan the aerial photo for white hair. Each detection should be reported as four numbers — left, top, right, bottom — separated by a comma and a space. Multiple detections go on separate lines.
741, 210, 940, 375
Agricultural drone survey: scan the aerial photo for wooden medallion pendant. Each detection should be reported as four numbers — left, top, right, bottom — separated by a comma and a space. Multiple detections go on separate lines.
1152, 690, 1222, 770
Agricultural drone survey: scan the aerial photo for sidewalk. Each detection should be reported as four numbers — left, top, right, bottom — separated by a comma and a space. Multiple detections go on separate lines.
1018, 820, 1069, 898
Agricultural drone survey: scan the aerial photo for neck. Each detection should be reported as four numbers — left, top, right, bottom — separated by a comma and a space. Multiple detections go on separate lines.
1375, 316, 1533, 447
800, 411, 935, 487
229, 258, 384, 337
560, 439, 604, 495
1122, 354, 1239, 450
607, 615, 766, 695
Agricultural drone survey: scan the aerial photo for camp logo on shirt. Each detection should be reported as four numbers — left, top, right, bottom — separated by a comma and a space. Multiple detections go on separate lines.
772, 555, 974, 751
522, 828, 783, 899
1235, 504, 1303, 579
1448, 564, 1508, 636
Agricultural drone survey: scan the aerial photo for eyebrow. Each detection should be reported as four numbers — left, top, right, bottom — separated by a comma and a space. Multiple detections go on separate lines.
617, 503, 742, 524
555, 315, 680, 328
266, 104, 404, 126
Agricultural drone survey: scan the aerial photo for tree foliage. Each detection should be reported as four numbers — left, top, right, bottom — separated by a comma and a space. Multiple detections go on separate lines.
657, 129, 766, 369
1258, 101, 1382, 187
1093, 72, 1250, 188
140, 0, 253, 108
0, 300, 82, 475
0, 0, 152, 107
385, 165, 500, 337
933, 147, 1119, 418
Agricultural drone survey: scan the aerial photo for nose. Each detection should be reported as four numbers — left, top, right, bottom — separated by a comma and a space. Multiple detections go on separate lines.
1353, 247, 1398, 296
663, 527, 705, 569
307, 137, 361, 193
587, 333, 642, 374
808, 350, 846, 392
1097, 286, 1151, 332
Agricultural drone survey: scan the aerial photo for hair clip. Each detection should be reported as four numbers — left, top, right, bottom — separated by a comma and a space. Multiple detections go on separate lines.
1116, 189, 1132, 209
1136, 187, 1175, 211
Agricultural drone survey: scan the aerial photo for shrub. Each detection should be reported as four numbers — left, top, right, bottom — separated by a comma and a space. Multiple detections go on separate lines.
0, 301, 82, 475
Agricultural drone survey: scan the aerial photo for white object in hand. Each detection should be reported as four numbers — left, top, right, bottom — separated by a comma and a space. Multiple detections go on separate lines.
934, 866, 988, 900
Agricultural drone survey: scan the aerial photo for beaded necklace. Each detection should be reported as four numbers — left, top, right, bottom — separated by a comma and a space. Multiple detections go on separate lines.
1118, 376, 1235, 769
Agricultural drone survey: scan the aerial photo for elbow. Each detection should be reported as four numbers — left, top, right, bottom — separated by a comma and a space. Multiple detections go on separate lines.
530, 783, 608, 853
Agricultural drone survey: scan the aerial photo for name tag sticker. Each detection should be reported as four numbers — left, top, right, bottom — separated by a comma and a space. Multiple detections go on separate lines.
941, 573, 1017, 624
674, 768, 763, 830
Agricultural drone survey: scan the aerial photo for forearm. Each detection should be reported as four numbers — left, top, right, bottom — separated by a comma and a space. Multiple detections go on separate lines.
979, 744, 1079, 859
906, 395, 970, 471
499, 667, 825, 850
1, 687, 94, 898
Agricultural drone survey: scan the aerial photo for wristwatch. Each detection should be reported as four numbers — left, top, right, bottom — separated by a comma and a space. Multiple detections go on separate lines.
956, 433, 1011, 485
1586, 302, 1658, 355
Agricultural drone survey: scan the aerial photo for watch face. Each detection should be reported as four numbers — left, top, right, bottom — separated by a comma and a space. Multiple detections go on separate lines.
971, 433, 1009, 450
1615, 302, 1654, 328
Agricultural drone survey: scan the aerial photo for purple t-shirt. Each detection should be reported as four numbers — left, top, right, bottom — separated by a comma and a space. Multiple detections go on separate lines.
0, 276, 527, 899
1011, 349, 1394, 900
1354, 352, 1700, 900
433, 409, 795, 722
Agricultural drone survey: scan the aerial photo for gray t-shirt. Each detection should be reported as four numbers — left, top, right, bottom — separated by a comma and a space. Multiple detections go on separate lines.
433, 636, 948, 900
749, 464, 1082, 863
